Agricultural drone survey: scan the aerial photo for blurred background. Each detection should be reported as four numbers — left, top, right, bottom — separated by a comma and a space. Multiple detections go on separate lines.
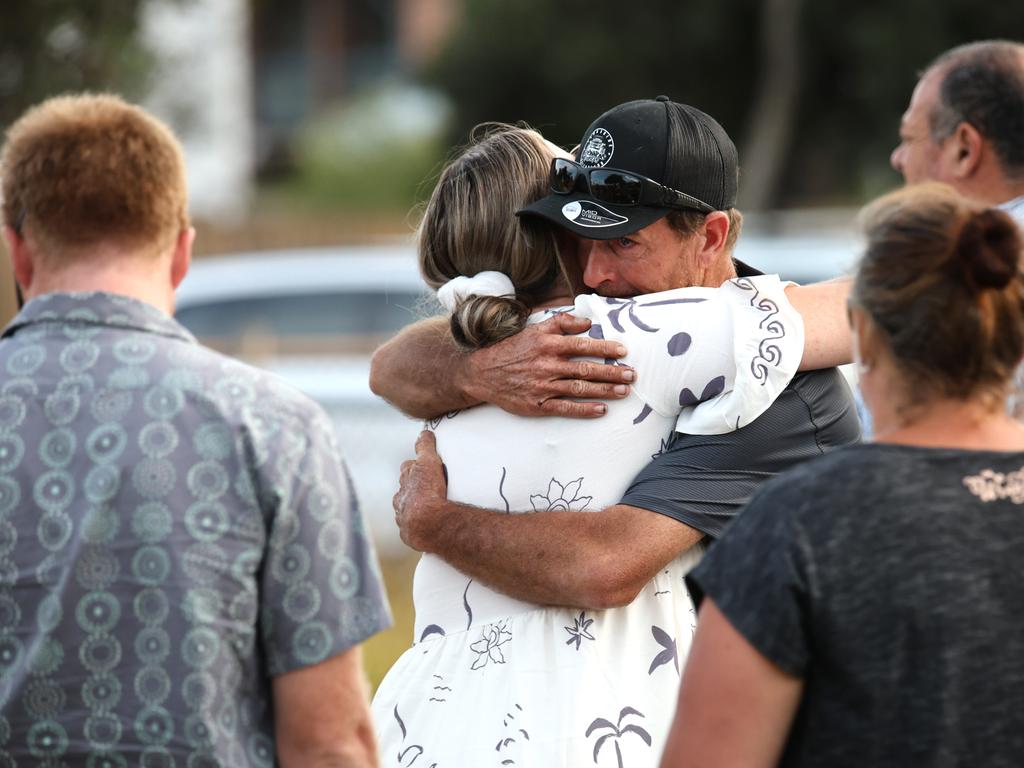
0, 0, 1022, 688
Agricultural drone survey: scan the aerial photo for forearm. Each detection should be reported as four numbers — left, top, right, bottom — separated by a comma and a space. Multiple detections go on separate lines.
369, 317, 478, 418
416, 502, 701, 610
785, 277, 853, 370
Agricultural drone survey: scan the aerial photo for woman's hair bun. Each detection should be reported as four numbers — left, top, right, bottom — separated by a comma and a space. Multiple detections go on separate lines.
449, 294, 531, 350
956, 208, 1022, 290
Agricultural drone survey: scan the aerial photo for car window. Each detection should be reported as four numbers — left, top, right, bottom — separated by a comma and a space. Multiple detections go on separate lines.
175, 290, 429, 338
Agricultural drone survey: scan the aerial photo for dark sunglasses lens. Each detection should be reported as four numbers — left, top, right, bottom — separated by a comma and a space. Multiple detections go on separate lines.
589, 170, 643, 205
550, 159, 578, 194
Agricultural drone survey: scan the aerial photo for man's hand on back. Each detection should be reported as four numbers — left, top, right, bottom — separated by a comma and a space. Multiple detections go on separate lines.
393, 430, 450, 552
458, 312, 635, 419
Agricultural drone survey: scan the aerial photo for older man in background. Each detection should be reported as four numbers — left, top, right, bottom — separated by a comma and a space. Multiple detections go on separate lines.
0, 94, 389, 766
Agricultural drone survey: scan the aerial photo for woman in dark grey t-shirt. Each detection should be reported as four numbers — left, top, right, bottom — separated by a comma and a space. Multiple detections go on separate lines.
661, 183, 1024, 768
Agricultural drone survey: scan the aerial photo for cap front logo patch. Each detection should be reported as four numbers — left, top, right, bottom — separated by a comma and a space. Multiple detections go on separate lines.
579, 128, 614, 167
565, 201, 628, 228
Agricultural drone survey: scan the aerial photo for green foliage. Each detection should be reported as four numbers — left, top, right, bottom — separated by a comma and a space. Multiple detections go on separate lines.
0, 0, 153, 128
427, 0, 1024, 207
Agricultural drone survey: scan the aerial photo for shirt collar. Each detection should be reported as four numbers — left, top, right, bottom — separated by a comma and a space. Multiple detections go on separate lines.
2, 291, 198, 344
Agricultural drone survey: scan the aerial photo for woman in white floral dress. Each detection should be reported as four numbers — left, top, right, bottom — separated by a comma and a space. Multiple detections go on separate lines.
371, 125, 811, 767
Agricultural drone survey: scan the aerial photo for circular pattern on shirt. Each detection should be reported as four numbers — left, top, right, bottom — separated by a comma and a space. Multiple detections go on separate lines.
0, 395, 26, 433
140, 747, 175, 768
181, 672, 217, 714
79, 633, 121, 673
292, 621, 331, 665
132, 546, 171, 586
0, 520, 15, 558
83, 713, 122, 748
24, 679, 66, 718
39, 428, 75, 468
76, 547, 120, 590
135, 705, 174, 747
3, 376, 38, 397
37, 512, 73, 552
317, 519, 348, 559
135, 666, 172, 705
86, 423, 128, 465
185, 501, 228, 543
228, 589, 258, 626
271, 543, 310, 586
180, 543, 228, 582
269, 513, 300, 551
0, 478, 20, 516
181, 587, 223, 625
183, 712, 215, 749
135, 626, 171, 665
76, 591, 121, 634
57, 372, 95, 397
6, 345, 45, 376
186, 461, 228, 502
144, 385, 184, 419
59, 339, 100, 374
139, 421, 179, 459
28, 636, 63, 676
218, 700, 238, 735
134, 588, 170, 626
86, 752, 128, 768
82, 505, 120, 544
329, 556, 360, 601
0, 595, 19, 629
34, 470, 74, 514
247, 733, 275, 768
162, 368, 203, 394
215, 377, 255, 408
132, 501, 173, 543
27, 719, 67, 758
0, 434, 25, 473
193, 423, 232, 461
84, 465, 121, 504
90, 388, 133, 423
35, 553, 63, 586
114, 337, 156, 365
306, 483, 338, 524
65, 306, 101, 331
283, 581, 321, 623
0, 634, 23, 673
0, 557, 16, 587
187, 751, 220, 768
132, 458, 176, 500
182, 627, 220, 669
44, 388, 80, 426
36, 594, 63, 633
338, 596, 385, 647
108, 366, 150, 391
82, 673, 122, 710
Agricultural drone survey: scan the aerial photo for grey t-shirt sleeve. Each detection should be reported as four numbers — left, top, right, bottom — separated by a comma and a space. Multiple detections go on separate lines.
687, 480, 813, 676
259, 407, 392, 676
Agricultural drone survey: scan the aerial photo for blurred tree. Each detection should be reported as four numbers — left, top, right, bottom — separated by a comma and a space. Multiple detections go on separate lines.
0, 0, 152, 130
426, 0, 1024, 208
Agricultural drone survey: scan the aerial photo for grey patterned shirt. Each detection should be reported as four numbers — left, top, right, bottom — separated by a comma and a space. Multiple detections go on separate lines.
0, 292, 390, 766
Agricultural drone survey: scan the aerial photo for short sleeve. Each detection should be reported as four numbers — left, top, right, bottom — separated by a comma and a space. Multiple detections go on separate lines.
687, 480, 814, 676
258, 407, 391, 676
574, 275, 803, 435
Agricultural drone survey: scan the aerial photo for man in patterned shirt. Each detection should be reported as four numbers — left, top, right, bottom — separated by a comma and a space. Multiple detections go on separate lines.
0, 94, 390, 766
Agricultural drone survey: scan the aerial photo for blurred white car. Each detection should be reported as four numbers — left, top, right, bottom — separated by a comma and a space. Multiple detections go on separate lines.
174, 235, 859, 553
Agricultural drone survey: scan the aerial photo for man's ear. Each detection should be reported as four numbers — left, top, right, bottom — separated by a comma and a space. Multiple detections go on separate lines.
945, 122, 983, 180
170, 226, 195, 290
3, 225, 34, 292
697, 211, 730, 265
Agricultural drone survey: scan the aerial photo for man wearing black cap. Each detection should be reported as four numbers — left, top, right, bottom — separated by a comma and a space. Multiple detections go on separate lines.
376, 97, 859, 611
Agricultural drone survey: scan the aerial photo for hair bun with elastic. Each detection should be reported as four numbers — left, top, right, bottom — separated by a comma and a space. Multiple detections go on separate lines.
956, 208, 1021, 290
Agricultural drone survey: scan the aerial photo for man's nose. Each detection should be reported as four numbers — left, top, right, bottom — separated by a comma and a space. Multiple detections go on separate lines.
581, 243, 615, 289
890, 144, 904, 175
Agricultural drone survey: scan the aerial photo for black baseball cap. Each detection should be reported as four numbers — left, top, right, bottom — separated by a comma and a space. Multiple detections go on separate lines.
518, 96, 739, 240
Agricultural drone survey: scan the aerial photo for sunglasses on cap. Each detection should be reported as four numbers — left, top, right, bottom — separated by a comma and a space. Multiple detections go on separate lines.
549, 158, 715, 213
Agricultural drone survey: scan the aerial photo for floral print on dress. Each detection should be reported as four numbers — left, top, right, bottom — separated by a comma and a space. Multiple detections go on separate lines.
564, 611, 596, 651
530, 478, 592, 513
470, 621, 512, 670
586, 707, 653, 767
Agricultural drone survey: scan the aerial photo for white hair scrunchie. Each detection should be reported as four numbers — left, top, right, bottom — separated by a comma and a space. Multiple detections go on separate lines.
436, 271, 516, 312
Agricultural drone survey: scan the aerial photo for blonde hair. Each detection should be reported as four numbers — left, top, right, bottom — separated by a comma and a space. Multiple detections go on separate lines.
854, 183, 1024, 410
418, 124, 565, 349
1, 93, 188, 261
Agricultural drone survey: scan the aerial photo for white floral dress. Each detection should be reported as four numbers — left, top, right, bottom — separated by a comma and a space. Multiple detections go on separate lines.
372, 275, 804, 767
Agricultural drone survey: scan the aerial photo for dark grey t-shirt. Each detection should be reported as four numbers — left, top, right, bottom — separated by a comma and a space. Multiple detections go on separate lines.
690, 443, 1024, 767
